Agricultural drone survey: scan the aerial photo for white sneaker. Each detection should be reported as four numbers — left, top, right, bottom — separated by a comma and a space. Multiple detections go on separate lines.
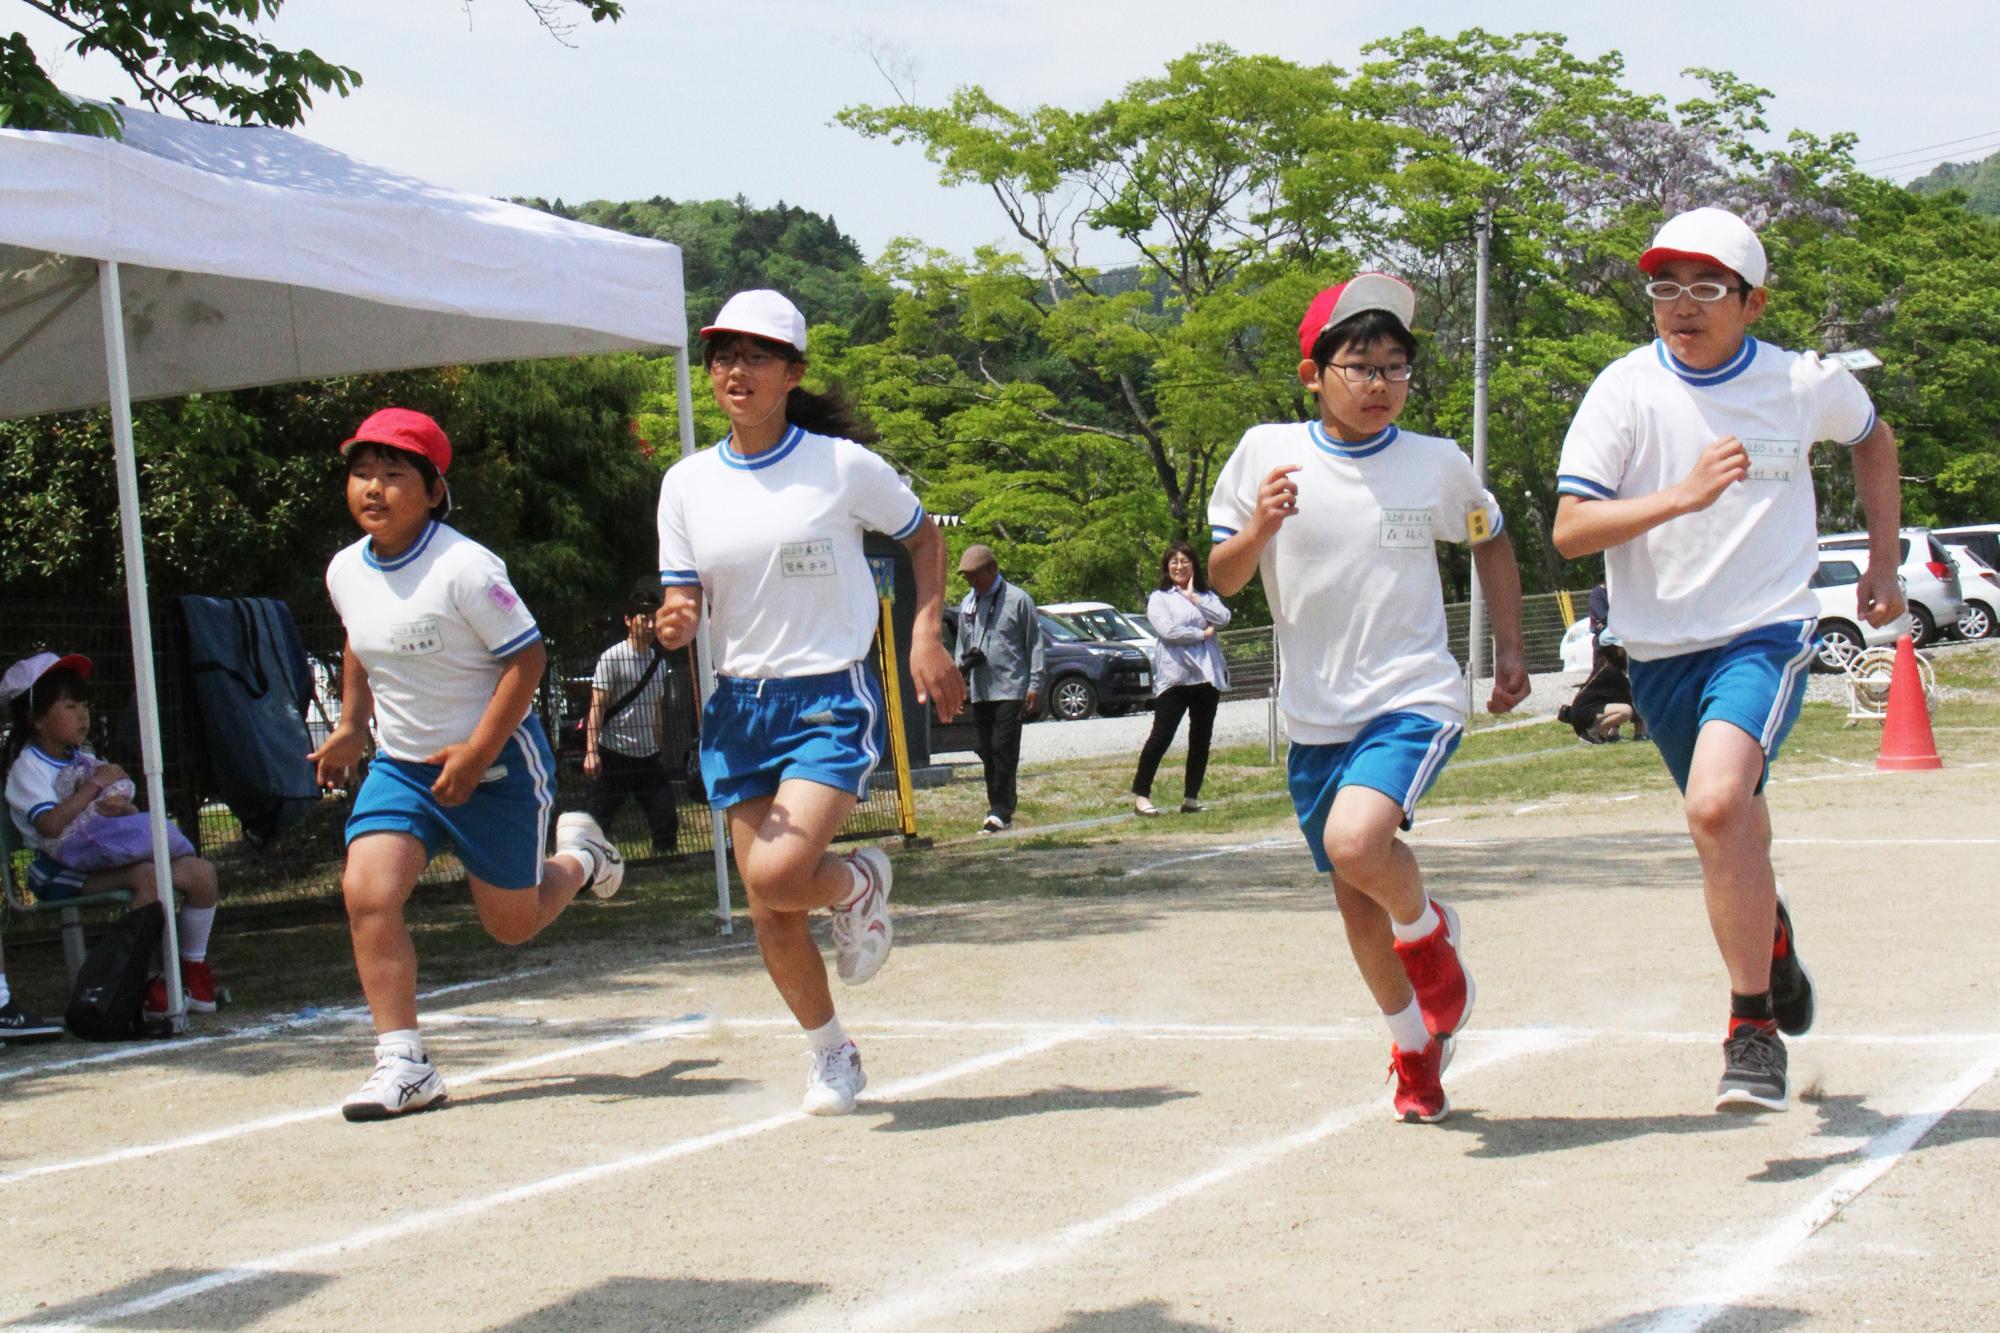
1133, 795, 1160, 817
832, 847, 893, 985
556, 812, 624, 899
342, 1047, 447, 1122
802, 1041, 867, 1115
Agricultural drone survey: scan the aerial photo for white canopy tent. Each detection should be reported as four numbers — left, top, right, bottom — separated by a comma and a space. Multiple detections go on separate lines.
1, 107, 732, 1027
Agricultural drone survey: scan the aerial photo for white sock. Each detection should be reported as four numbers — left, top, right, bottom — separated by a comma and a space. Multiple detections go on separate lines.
177, 905, 216, 962
1391, 898, 1439, 944
835, 856, 868, 910
561, 845, 599, 883
377, 1027, 425, 1061
0, 973, 11, 1008
805, 1015, 849, 1054
1385, 997, 1430, 1054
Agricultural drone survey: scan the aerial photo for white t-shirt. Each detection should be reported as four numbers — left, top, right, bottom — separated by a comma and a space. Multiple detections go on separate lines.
1209, 421, 1504, 744
592, 639, 670, 757
5, 741, 78, 854
1557, 338, 1877, 660
657, 425, 925, 678
325, 521, 542, 762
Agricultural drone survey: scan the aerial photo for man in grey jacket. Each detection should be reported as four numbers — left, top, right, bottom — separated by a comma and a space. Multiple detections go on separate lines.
956, 544, 1045, 832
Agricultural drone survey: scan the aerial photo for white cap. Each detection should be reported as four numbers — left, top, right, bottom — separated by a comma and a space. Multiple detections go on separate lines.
1640, 207, 1768, 288
1298, 272, 1417, 358
700, 289, 808, 354
0, 651, 93, 708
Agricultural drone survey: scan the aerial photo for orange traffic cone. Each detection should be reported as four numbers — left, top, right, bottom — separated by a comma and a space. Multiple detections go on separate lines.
1876, 633, 1942, 771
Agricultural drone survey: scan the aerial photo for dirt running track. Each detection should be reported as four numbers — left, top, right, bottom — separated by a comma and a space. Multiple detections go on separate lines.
2, 754, 1996, 1331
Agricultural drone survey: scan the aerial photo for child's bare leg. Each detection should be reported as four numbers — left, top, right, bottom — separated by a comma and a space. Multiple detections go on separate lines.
1682, 722, 1777, 994
1320, 786, 1427, 923
467, 852, 590, 945
341, 832, 427, 1035
730, 783, 863, 1030
1332, 872, 1414, 1013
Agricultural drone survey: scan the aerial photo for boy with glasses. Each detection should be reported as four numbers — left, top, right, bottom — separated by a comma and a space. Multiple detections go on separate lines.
1553, 206, 1906, 1112
1210, 273, 1530, 1123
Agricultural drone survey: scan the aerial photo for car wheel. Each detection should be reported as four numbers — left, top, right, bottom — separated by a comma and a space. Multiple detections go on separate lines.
1907, 602, 1936, 648
1958, 600, 1997, 641
1813, 620, 1864, 673
1049, 675, 1098, 721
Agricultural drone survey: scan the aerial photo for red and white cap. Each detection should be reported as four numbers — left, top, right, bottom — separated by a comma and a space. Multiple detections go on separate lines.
700, 289, 808, 354
1640, 207, 1767, 288
1298, 273, 1417, 358
340, 407, 452, 476
0, 651, 93, 708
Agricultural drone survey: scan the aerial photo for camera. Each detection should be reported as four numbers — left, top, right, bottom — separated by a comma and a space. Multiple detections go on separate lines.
960, 646, 987, 670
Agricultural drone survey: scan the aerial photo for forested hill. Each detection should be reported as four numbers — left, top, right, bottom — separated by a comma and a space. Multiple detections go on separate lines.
1908, 153, 2000, 216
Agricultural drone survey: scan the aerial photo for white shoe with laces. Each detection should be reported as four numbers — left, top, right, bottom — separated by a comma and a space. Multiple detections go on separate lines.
802, 1041, 867, 1116
556, 812, 624, 899
831, 847, 893, 985
342, 1046, 447, 1122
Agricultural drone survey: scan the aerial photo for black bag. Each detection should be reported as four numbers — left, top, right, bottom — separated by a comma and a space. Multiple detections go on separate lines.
65, 902, 172, 1041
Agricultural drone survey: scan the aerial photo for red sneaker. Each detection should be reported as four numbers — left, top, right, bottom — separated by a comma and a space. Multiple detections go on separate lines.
181, 960, 218, 1013
1392, 900, 1474, 1038
1388, 1037, 1453, 1123
142, 973, 169, 1019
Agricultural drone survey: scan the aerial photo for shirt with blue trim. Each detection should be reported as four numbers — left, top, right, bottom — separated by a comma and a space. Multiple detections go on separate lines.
657, 426, 925, 678
1557, 338, 1877, 659
325, 521, 541, 762
1209, 421, 1503, 744
5, 742, 84, 855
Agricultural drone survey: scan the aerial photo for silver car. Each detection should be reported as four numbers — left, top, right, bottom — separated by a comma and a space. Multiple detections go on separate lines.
1817, 528, 1963, 649
1946, 544, 2000, 641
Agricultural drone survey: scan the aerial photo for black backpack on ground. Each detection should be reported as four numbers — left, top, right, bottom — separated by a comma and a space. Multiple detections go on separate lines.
66, 902, 173, 1041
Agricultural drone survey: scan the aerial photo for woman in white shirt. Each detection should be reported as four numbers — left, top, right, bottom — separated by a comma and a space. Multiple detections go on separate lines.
1131, 540, 1231, 815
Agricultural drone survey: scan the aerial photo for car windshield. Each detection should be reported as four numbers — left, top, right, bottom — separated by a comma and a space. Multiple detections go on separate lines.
1066, 609, 1143, 641
1040, 613, 1086, 642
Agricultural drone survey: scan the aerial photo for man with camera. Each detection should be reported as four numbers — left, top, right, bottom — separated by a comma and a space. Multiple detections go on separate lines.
956, 544, 1044, 833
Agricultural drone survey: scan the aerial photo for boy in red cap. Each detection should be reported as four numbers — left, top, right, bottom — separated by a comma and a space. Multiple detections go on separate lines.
1209, 274, 1530, 1122
312, 407, 625, 1121
1555, 206, 1905, 1112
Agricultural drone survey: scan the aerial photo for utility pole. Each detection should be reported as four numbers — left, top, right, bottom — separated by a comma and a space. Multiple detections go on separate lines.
1466, 205, 1493, 715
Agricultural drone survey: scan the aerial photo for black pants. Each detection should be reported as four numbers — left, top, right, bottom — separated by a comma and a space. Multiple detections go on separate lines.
1131, 682, 1221, 801
971, 699, 1026, 821
584, 748, 681, 854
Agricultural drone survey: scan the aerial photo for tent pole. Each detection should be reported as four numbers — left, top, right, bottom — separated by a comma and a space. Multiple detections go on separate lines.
675, 344, 732, 936
98, 259, 186, 1032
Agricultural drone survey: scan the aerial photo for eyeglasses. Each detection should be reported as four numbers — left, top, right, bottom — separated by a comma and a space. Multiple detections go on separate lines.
1325, 362, 1414, 385
1644, 280, 1746, 303
709, 347, 785, 371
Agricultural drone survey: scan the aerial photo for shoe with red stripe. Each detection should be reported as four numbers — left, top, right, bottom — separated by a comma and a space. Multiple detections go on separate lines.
1770, 889, 1814, 1036
1393, 900, 1474, 1039
832, 847, 893, 986
1388, 1036, 1454, 1124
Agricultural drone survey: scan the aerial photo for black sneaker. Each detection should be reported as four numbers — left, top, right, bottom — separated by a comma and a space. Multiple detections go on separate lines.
1716, 1021, 1789, 1112
0, 997, 63, 1043
1770, 893, 1815, 1036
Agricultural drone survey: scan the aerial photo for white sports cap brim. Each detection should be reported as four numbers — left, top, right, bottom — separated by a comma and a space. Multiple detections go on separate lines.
699, 289, 808, 354
1640, 206, 1768, 288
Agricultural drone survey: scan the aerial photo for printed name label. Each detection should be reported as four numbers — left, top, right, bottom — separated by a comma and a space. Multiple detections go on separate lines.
1741, 437, 1801, 483
1379, 507, 1435, 549
781, 539, 837, 578
389, 618, 443, 655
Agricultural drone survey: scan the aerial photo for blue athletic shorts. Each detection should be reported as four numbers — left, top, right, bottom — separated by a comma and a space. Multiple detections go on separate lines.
1628, 619, 1816, 794
700, 663, 886, 810
25, 853, 86, 901
1286, 710, 1463, 874
345, 716, 556, 889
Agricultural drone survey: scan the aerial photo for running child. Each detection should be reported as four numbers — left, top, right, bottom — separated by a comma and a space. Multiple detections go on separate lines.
4, 652, 224, 1018
655, 289, 963, 1116
1553, 207, 1904, 1112
1208, 274, 1529, 1123
310, 408, 624, 1122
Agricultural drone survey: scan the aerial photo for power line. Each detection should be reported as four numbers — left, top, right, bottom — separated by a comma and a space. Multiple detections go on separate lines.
1856, 128, 2000, 166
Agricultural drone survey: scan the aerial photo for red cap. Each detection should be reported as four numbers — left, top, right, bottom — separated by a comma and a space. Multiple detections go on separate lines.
340, 408, 452, 476
1297, 273, 1418, 359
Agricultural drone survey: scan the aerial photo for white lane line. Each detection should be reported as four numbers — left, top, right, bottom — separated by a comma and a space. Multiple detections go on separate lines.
9, 1029, 1092, 1332
0, 971, 536, 1086
1123, 838, 1293, 876
0, 1015, 718, 1188
1635, 1043, 2000, 1333
1772, 837, 2000, 845
800, 1028, 1576, 1333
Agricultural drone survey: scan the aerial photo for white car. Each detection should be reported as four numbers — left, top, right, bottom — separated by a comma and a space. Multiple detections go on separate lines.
1809, 552, 1912, 670
1946, 544, 1999, 640
1041, 600, 1157, 650
1818, 527, 1963, 648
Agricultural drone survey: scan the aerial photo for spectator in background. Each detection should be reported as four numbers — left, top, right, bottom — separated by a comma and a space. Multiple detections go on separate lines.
1131, 540, 1231, 816
585, 588, 681, 856
956, 544, 1044, 833
1558, 636, 1647, 743
0, 936, 61, 1042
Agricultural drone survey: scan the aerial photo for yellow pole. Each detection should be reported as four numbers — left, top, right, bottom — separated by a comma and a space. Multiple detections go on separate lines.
1556, 589, 1577, 627
876, 595, 920, 839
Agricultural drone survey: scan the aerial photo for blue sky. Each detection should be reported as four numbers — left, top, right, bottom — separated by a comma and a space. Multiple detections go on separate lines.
18, 0, 2000, 264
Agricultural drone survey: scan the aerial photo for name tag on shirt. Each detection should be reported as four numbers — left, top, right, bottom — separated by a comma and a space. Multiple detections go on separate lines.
1379, 507, 1435, 549
780, 539, 837, 578
1741, 438, 1802, 483
389, 618, 444, 655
